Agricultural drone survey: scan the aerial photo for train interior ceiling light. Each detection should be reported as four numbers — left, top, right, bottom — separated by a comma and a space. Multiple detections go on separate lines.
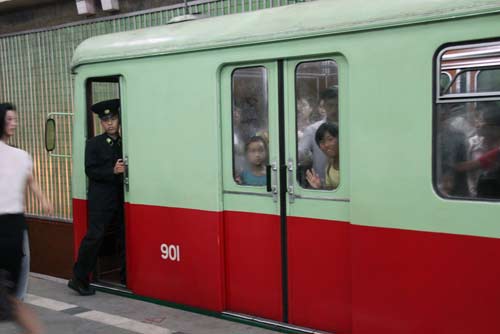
76, 0, 119, 15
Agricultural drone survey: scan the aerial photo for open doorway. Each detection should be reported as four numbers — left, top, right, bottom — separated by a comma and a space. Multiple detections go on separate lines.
85, 76, 127, 288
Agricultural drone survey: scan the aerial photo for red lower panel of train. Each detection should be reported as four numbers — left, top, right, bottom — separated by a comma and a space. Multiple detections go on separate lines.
223, 210, 283, 321
74, 199, 224, 310
287, 216, 352, 333
351, 225, 500, 334
73, 199, 500, 334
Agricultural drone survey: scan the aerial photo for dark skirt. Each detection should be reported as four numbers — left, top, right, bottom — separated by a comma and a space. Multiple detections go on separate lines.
0, 214, 25, 321
0, 214, 26, 295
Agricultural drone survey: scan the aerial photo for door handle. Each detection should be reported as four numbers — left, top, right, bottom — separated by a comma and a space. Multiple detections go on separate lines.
124, 155, 129, 192
287, 159, 295, 203
266, 164, 272, 192
266, 161, 278, 203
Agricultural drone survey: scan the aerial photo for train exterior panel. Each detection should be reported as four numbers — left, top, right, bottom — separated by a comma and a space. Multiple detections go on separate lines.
70, 1, 500, 333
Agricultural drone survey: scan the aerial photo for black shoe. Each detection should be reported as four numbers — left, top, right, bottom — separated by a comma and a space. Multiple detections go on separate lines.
68, 277, 96, 296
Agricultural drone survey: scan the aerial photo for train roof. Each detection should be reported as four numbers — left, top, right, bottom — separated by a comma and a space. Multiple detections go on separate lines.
71, 0, 500, 70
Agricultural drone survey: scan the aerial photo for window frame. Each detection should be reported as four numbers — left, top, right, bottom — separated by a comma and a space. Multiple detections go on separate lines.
230, 65, 270, 188
294, 58, 340, 192
85, 75, 122, 139
436, 41, 500, 102
434, 40, 500, 202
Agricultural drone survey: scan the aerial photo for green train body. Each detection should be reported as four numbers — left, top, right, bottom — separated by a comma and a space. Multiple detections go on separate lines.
69, 1, 500, 333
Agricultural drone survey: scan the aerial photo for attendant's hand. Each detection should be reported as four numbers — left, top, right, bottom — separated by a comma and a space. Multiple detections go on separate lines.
114, 159, 125, 174
42, 198, 54, 216
305, 168, 321, 189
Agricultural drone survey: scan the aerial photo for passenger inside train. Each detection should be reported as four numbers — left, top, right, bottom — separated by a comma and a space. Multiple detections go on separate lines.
297, 86, 339, 188
305, 122, 340, 190
236, 136, 268, 186
436, 100, 500, 199
454, 103, 500, 198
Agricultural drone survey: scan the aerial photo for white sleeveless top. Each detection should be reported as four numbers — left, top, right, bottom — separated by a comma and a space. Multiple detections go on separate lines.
0, 140, 33, 214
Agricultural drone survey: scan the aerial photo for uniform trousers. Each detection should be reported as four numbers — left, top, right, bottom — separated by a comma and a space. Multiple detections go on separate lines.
73, 205, 125, 283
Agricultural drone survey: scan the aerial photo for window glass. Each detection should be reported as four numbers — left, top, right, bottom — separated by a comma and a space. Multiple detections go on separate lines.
477, 69, 500, 92
440, 73, 452, 95
436, 42, 500, 200
89, 80, 120, 137
436, 101, 500, 199
231, 67, 269, 186
295, 60, 339, 190
439, 43, 500, 98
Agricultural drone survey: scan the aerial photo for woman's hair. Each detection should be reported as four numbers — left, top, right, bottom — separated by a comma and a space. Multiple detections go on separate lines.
0, 103, 16, 139
244, 135, 268, 153
315, 122, 338, 146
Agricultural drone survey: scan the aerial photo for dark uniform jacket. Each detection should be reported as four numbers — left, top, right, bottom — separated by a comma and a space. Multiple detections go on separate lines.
85, 133, 124, 212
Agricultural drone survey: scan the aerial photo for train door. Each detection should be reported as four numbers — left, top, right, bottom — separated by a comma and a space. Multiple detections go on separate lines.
85, 76, 128, 288
221, 57, 351, 333
221, 63, 283, 320
284, 59, 351, 333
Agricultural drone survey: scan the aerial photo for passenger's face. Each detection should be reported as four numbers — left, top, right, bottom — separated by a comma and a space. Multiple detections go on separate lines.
3, 110, 17, 139
246, 141, 266, 166
297, 98, 312, 118
100, 115, 120, 136
319, 132, 338, 159
319, 98, 339, 122
233, 107, 242, 124
480, 124, 500, 140
476, 115, 500, 139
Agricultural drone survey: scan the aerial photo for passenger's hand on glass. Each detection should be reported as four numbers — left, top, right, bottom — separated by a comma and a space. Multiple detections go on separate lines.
114, 159, 125, 174
305, 168, 321, 189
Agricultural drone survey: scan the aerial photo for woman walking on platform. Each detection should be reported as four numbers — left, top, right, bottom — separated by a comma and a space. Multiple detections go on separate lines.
0, 102, 52, 334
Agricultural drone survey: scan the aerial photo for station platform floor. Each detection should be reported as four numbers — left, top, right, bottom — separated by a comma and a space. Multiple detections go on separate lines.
0, 273, 284, 334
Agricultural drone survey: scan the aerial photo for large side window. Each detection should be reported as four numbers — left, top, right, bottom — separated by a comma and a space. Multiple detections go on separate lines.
295, 60, 339, 190
231, 67, 269, 186
435, 42, 500, 200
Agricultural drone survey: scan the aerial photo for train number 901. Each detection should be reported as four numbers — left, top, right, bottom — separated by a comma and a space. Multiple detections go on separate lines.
160, 243, 180, 262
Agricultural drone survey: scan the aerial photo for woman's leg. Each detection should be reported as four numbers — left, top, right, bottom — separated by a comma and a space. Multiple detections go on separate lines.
16, 230, 30, 300
13, 298, 43, 334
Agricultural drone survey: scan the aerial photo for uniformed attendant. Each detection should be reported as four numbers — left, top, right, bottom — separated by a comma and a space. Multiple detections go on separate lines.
68, 99, 126, 296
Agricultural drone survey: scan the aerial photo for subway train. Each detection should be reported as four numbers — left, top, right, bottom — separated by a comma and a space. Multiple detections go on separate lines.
55, 0, 500, 333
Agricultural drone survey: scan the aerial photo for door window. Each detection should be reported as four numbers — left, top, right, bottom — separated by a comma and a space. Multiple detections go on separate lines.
86, 77, 121, 137
231, 67, 269, 187
295, 60, 339, 190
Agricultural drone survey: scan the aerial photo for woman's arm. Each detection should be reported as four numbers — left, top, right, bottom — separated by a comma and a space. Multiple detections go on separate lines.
27, 175, 53, 215
455, 159, 481, 172
455, 147, 500, 172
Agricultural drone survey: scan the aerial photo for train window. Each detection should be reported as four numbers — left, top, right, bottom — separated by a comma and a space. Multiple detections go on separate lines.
435, 42, 500, 200
295, 60, 339, 190
86, 77, 121, 138
440, 73, 452, 94
231, 67, 269, 186
438, 43, 500, 99
477, 69, 500, 92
